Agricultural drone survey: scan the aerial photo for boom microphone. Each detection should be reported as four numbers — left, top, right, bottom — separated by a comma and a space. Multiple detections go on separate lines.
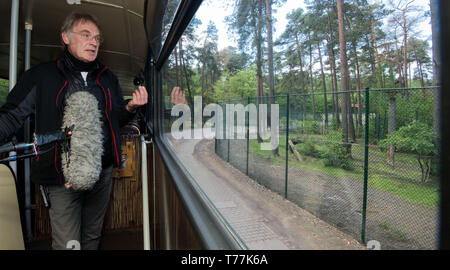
0, 142, 34, 153
33, 125, 74, 147
61, 91, 103, 191
0, 126, 74, 154
0, 127, 74, 163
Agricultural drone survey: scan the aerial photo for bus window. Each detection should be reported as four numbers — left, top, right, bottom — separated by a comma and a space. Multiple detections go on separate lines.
159, 0, 438, 250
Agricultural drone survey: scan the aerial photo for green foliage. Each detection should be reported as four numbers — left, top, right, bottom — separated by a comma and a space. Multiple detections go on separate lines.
379, 121, 436, 182
219, 46, 248, 74
293, 131, 351, 170
247, 132, 439, 207
303, 120, 321, 135
380, 121, 435, 157
212, 66, 261, 102
319, 131, 351, 170
368, 89, 435, 145
284, 118, 322, 135
379, 221, 408, 242
296, 139, 320, 158
396, 91, 434, 128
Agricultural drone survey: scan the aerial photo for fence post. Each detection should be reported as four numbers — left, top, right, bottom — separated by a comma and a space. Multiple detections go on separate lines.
215, 103, 218, 155
285, 94, 290, 199
225, 103, 230, 163
361, 87, 370, 244
246, 97, 250, 176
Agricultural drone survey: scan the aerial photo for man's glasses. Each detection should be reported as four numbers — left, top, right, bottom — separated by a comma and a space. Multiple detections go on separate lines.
71, 31, 104, 44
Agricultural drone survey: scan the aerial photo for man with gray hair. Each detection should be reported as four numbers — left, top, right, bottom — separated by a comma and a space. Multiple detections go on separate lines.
0, 12, 148, 250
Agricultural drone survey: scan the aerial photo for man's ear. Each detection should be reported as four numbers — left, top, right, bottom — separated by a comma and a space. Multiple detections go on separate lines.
62, 32, 70, 45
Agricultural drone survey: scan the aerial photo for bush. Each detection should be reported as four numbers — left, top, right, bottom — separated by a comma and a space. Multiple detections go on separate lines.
319, 131, 351, 170
379, 121, 436, 182
301, 120, 320, 135
297, 139, 320, 158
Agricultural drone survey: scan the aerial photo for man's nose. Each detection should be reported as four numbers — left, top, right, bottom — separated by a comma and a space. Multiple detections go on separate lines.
88, 41, 98, 49
88, 37, 99, 47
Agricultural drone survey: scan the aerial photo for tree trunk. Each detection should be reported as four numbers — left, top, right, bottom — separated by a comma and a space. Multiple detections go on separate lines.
328, 45, 340, 129
371, 20, 383, 88
387, 94, 396, 167
352, 40, 363, 127
317, 40, 329, 126
402, 10, 408, 89
328, 46, 337, 126
175, 44, 180, 86
418, 62, 425, 88
256, 0, 264, 142
309, 41, 315, 120
327, 12, 340, 129
386, 43, 396, 86
257, 0, 264, 98
337, 0, 351, 154
346, 72, 356, 142
265, 0, 275, 99
295, 35, 305, 93
179, 38, 194, 110
200, 31, 209, 101
394, 29, 404, 87
409, 62, 412, 87
210, 70, 215, 96
201, 61, 206, 99
411, 40, 425, 87
265, 0, 278, 156
366, 35, 377, 86
295, 35, 307, 122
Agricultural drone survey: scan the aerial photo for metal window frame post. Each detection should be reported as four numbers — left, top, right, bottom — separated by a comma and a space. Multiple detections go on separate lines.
24, 21, 33, 242
141, 136, 151, 250
8, 0, 19, 177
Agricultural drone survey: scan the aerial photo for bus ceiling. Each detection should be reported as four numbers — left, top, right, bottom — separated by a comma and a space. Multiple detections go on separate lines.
0, 0, 168, 96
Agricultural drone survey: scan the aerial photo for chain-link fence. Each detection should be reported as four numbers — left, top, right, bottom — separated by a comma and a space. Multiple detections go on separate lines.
215, 87, 440, 250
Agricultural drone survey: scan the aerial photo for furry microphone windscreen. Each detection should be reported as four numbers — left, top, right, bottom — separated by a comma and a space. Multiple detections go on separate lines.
61, 91, 104, 191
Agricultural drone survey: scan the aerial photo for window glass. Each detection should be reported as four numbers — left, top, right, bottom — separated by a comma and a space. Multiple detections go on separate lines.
0, 79, 8, 106
152, 0, 182, 58
161, 0, 438, 250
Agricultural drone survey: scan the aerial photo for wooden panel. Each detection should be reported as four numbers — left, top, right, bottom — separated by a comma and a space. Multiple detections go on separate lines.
112, 139, 137, 180
34, 186, 51, 239
151, 146, 203, 250
103, 135, 142, 231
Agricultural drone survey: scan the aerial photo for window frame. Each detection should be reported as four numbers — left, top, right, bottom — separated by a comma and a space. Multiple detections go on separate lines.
143, 0, 247, 250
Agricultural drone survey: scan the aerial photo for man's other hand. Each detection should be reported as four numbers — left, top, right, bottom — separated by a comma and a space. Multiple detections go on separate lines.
126, 86, 148, 112
170, 86, 187, 105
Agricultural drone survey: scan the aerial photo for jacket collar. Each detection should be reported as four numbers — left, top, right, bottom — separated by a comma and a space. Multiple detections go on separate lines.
57, 54, 106, 79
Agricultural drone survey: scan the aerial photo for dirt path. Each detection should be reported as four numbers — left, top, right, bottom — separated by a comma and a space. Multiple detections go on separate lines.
178, 138, 364, 250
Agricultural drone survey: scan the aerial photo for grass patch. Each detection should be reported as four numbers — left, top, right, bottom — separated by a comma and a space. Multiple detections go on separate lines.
368, 175, 438, 207
379, 221, 409, 242
246, 134, 439, 207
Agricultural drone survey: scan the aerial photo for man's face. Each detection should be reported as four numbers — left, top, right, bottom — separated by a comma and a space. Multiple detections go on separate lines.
62, 20, 101, 63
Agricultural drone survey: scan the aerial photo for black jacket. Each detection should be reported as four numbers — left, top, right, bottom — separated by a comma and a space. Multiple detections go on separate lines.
0, 58, 135, 185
